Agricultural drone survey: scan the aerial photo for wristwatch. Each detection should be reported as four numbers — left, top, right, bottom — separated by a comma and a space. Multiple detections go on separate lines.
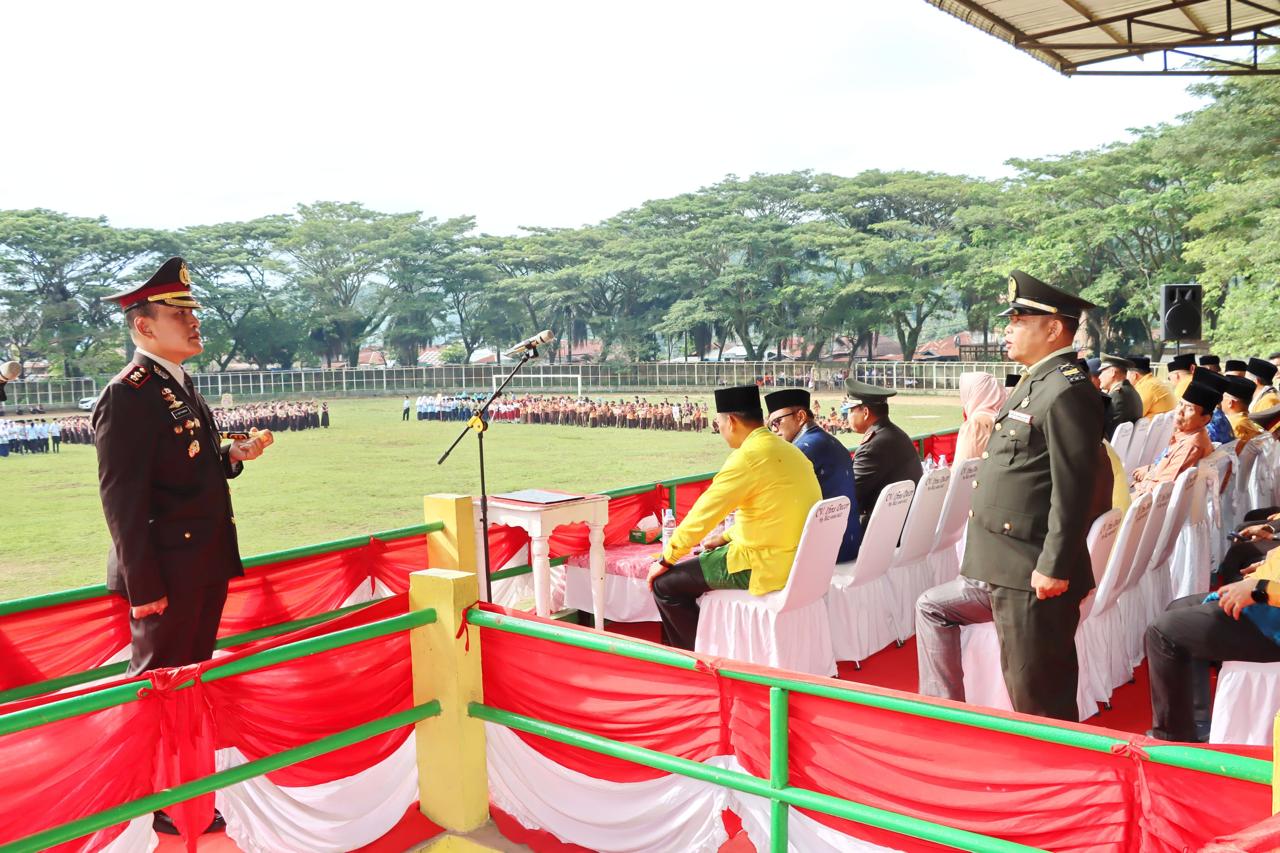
1251, 579, 1271, 604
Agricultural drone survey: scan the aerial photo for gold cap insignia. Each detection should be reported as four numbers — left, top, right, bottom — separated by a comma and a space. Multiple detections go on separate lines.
178, 263, 191, 286
1007, 276, 1017, 303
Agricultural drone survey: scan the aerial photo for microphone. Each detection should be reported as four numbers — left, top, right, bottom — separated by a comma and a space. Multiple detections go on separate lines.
503, 330, 554, 359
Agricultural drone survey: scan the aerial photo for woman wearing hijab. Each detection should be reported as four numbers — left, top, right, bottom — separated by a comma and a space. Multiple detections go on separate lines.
954, 372, 1006, 462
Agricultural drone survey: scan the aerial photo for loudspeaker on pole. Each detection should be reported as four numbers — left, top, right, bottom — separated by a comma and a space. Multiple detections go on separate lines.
1160, 284, 1202, 341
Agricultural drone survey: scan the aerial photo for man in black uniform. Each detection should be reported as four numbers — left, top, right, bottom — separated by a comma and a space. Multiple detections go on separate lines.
845, 379, 923, 529
95, 257, 270, 676
916, 271, 1111, 722
1097, 354, 1142, 440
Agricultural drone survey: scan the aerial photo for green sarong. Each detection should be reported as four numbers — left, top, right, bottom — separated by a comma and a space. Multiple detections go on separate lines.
698, 545, 751, 590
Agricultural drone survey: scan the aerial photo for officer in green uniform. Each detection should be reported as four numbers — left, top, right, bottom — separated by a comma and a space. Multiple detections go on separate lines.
916, 270, 1112, 722
1098, 354, 1142, 440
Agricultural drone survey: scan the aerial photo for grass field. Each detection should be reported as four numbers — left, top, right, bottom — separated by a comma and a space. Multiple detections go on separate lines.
0, 392, 961, 600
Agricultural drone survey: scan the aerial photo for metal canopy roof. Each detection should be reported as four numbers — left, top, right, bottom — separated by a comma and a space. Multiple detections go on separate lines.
927, 0, 1280, 75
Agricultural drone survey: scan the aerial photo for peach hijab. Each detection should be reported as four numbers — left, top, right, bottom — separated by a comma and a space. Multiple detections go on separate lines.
955, 372, 1007, 462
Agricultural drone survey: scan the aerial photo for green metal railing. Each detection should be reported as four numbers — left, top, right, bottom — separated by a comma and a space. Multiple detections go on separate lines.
0, 607, 438, 853
0, 520, 444, 619
467, 607, 1272, 852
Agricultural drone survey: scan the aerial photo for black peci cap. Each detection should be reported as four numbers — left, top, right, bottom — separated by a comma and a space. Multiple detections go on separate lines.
1199, 355, 1220, 367
1181, 378, 1223, 414
1225, 359, 1248, 373
1130, 356, 1152, 373
1166, 354, 1196, 373
714, 385, 762, 418
1247, 357, 1278, 385
1223, 375, 1256, 403
764, 389, 810, 413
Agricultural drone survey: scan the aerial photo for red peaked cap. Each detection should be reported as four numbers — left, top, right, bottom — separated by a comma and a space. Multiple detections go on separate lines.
103, 257, 203, 311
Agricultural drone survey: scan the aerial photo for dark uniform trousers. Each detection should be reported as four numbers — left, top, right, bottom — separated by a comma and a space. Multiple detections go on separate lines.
1146, 595, 1280, 741
129, 581, 229, 673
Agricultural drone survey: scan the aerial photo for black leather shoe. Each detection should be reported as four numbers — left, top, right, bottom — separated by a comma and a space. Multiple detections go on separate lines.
153, 809, 226, 835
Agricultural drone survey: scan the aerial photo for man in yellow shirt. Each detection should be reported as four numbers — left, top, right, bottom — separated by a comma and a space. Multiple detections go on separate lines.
1222, 375, 1264, 447
1246, 357, 1280, 415
1129, 356, 1176, 417
647, 384, 821, 649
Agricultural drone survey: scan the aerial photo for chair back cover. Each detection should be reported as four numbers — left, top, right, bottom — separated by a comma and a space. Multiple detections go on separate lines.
844, 481, 915, 586
890, 467, 951, 568
1124, 417, 1152, 470
931, 458, 980, 551
1110, 421, 1134, 461
770, 496, 850, 613
1144, 466, 1200, 574
1092, 493, 1153, 615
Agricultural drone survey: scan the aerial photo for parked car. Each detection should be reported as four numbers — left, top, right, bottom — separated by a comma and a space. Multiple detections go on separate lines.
77, 395, 99, 411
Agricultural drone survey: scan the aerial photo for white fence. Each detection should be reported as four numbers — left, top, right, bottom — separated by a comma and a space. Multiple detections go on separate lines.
2, 360, 1015, 408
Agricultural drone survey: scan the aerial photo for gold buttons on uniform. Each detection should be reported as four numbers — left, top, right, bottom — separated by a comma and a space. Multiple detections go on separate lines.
183, 531, 192, 539
1002, 522, 1012, 532
981, 451, 989, 459
995, 423, 1002, 431
968, 509, 974, 518
972, 480, 979, 489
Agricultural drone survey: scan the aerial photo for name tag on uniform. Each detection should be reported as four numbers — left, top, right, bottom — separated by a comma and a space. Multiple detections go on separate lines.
1008, 410, 1033, 425
170, 405, 193, 421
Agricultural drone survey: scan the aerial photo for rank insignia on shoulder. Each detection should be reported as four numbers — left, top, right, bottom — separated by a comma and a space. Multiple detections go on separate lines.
122, 365, 150, 388
1058, 364, 1088, 385
154, 366, 170, 380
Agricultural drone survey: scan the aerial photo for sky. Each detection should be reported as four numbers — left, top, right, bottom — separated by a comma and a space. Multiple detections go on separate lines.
0, 1, 1206, 236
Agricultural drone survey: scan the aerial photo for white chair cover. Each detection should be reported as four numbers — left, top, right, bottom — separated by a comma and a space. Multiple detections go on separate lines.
1110, 421, 1134, 462
886, 468, 952, 641
1124, 417, 1152, 472
1199, 455, 1228, 575
1210, 661, 1280, 746
1124, 481, 1173, 667
1169, 468, 1211, 601
960, 509, 1122, 721
1246, 434, 1276, 510
1081, 501, 1148, 705
827, 482, 916, 664
696, 497, 849, 676
1142, 466, 1199, 612
926, 459, 980, 585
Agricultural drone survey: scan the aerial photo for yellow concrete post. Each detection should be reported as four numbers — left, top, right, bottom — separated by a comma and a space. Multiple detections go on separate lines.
1273, 712, 1279, 814
410, 568, 488, 832
424, 494, 477, 572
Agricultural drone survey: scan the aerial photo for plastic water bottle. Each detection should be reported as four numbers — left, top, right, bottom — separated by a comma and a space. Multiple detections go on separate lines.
937, 453, 949, 469
661, 509, 677, 551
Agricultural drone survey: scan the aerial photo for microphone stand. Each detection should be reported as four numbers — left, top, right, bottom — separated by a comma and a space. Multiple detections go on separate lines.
437, 346, 539, 603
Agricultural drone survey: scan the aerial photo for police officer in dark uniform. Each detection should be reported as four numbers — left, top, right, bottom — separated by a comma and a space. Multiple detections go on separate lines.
916, 271, 1111, 722
95, 257, 271, 676
844, 379, 923, 529
1097, 354, 1142, 439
